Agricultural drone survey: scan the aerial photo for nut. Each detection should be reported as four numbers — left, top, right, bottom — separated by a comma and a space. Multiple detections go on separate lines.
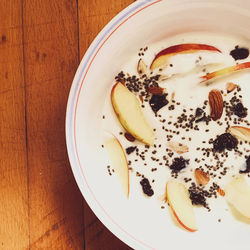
194, 169, 210, 186
171, 92, 175, 101
208, 89, 223, 121
148, 86, 165, 95
139, 95, 143, 103
217, 187, 225, 197
168, 141, 189, 154
227, 126, 250, 142
226, 82, 237, 93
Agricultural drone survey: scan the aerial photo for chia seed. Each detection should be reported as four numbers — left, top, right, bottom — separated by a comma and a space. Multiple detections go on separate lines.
170, 157, 189, 173
189, 190, 207, 207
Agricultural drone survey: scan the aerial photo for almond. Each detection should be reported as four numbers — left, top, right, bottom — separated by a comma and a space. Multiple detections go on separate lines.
227, 126, 250, 142
168, 141, 189, 154
139, 94, 143, 104
171, 92, 175, 101
208, 89, 223, 121
217, 187, 225, 197
194, 169, 210, 186
226, 82, 237, 93
148, 86, 165, 95
137, 58, 147, 76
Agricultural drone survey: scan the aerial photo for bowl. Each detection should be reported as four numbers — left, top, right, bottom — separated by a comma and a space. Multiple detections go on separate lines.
66, 1, 250, 249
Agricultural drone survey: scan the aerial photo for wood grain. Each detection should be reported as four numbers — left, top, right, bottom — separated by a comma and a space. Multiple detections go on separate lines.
78, 0, 134, 249
0, 0, 136, 249
22, 0, 84, 249
0, 1, 29, 249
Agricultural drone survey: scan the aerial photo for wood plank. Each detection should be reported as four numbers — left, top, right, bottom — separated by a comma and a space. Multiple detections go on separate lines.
78, 0, 134, 58
0, 1, 29, 249
22, 0, 84, 249
78, 1, 133, 249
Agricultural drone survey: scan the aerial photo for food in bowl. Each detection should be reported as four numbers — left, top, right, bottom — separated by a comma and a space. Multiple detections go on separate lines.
102, 31, 250, 231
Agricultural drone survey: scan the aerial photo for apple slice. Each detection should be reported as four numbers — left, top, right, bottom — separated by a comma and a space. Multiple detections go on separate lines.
227, 126, 250, 142
225, 176, 250, 219
200, 62, 250, 83
150, 43, 221, 70
111, 82, 154, 145
166, 180, 197, 232
104, 136, 129, 198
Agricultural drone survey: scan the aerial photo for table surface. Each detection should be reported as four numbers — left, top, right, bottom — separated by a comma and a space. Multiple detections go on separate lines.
0, 0, 134, 249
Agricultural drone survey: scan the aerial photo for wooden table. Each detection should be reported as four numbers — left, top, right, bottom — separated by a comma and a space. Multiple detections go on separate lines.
0, 1, 133, 249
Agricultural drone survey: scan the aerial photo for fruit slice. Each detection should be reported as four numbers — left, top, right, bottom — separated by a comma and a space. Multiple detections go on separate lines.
227, 126, 250, 142
166, 180, 197, 232
200, 62, 250, 83
225, 176, 250, 219
111, 82, 154, 145
104, 136, 129, 198
150, 43, 221, 70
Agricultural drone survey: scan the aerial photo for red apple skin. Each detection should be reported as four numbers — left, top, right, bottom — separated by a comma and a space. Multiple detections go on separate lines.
170, 207, 197, 232
150, 43, 221, 70
166, 184, 197, 232
155, 43, 221, 59
111, 82, 154, 145
111, 82, 126, 134
200, 62, 250, 83
111, 82, 120, 116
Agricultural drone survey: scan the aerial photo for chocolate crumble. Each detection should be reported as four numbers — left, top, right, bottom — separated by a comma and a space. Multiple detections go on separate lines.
124, 132, 136, 142
170, 157, 189, 173
232, 102, 248, 118
189, 190, 207, 207
149, 94, 168, 112
240, 156, 250, 174
195, 107, 204, 117
140, 178, 154, 197
126, 146, 137, 155
230, 46, 249, 60
213, 133, 238, 152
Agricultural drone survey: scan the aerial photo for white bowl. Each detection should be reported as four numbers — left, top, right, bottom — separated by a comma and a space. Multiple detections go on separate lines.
66, 1, 250, 249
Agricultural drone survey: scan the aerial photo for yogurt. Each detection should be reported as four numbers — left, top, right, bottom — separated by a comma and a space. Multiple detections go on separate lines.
102, 31, 250, 211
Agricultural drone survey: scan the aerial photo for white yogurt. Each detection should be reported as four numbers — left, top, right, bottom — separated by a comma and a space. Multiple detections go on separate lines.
102, 32, 250, 210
